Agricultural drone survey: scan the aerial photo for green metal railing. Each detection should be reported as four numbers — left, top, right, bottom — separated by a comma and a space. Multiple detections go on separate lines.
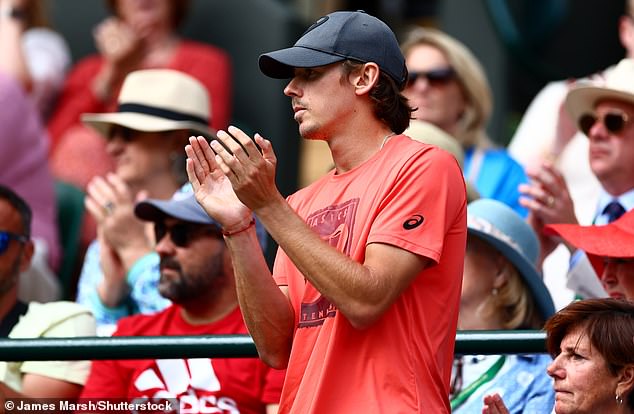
0, 331, 547, 361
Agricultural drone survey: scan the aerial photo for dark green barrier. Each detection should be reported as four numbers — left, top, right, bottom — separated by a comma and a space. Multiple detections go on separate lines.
0, 331, 546, 362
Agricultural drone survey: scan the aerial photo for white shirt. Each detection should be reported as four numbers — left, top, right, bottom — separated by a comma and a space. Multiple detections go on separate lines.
22, 27, 71, 118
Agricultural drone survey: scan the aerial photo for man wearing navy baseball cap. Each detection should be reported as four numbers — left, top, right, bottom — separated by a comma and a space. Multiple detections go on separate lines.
186, 10, 467, 413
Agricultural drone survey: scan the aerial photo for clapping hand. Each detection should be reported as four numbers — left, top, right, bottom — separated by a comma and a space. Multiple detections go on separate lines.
482, 393, 510, 414
518, 161, 578, 262
185, 126, 280, 232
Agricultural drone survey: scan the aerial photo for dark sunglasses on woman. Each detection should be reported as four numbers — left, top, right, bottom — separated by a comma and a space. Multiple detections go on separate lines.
0, 231, 28, 255
578, 111, 630, 136
107, 125, 141, 142
154, 222, 221, 247
406, 67, 456, 87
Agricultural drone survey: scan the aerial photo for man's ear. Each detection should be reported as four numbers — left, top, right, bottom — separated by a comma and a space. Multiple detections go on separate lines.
18, 240, 34, 273
353, 62, 380, 96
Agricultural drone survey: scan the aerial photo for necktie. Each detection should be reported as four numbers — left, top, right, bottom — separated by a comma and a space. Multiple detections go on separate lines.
603, 201, 626, 223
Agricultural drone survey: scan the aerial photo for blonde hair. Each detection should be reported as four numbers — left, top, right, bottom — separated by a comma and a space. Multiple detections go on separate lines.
482, 259, 544, 330
401, 27, 493, 149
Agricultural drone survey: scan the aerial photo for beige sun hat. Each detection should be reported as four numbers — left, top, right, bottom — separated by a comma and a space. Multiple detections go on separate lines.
565, 58, 634, 122
82, 69, 214, 138
405, 120, 480, 201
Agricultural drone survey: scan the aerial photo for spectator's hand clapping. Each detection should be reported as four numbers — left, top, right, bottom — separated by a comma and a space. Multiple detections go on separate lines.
91, 17, 144, 100
85, 173, 152, 266
518, 161, 578, 262
482, 393, 510, 414
185, 134, 254, 232
94, 17, 144, 73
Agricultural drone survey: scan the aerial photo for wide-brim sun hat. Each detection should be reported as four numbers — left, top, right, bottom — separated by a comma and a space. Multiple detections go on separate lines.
82, 69, 214, 139
544, 209, 634, 276
135, 186, 268, 252
467, 199, 555, 320
258, 10, 408, 88
565, 58, 634, 123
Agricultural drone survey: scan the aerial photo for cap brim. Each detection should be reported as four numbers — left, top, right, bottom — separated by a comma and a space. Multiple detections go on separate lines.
135, 197, 218, 226
259, 46, 345, 79
565, 86, 634, 123
468, 230, 556, 320
81, 112, 215, 139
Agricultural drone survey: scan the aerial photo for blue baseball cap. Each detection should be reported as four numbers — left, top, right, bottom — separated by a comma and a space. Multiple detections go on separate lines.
135, 187, 267, 251
259, 10, 407, 88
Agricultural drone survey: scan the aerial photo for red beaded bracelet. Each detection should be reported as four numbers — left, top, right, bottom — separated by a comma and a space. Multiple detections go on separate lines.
222, 219, 255, 237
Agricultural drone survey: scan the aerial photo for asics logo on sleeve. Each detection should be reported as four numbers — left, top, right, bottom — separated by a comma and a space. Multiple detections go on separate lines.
403, 214, 424, 230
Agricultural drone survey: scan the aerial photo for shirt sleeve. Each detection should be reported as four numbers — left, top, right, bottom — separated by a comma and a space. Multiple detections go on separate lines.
20, 312, 95, 386
261, 366, 286, 405
369, 146, 466, 264
75, 240, 132, 328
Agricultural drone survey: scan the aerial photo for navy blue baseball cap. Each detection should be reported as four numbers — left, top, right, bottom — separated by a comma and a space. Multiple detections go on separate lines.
135, 187, 267, 251
259, 10, 407, 88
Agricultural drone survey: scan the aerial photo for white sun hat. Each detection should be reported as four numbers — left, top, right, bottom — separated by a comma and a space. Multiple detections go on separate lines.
82, 69, 214, 138
565, 58, 634, 122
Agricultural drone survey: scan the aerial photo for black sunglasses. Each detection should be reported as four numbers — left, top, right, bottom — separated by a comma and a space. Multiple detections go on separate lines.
107, 125, 140, 142
406, 68, 456, 87
0, 231, 28, 255
578, 111, 630, 136
154, 222, 221, 247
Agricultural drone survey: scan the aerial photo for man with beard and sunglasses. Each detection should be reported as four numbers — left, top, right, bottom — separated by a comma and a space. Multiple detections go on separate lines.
519, 58, 634, 302
79, 189, 285, 413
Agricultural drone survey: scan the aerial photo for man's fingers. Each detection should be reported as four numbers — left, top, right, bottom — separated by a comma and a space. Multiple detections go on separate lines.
227, 125, 264, 155
185, 142, 205, 185
255, 133, 276, 163
188, 136, 213, 174
185, 157, 201, 191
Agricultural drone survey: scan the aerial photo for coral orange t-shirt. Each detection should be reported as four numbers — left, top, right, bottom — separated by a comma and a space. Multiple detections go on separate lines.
273, 135, 467, 414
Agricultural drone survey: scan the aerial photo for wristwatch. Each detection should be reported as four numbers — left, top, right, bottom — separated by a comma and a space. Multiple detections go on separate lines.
0, 4, 26, 21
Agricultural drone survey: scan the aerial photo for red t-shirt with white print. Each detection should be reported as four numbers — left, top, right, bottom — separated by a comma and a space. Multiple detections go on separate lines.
79, 305, 285, 413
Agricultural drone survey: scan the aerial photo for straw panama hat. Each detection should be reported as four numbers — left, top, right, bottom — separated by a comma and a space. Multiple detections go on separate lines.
82, 69, 214, 138
544, 209, 634, 276
565, 58, 634, 122
467, 199, 555, 320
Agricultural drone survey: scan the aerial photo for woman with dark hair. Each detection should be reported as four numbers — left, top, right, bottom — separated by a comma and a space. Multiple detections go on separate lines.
483, 298, 634, 414
47, 0, 231, 190
544, 298, 634, 414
